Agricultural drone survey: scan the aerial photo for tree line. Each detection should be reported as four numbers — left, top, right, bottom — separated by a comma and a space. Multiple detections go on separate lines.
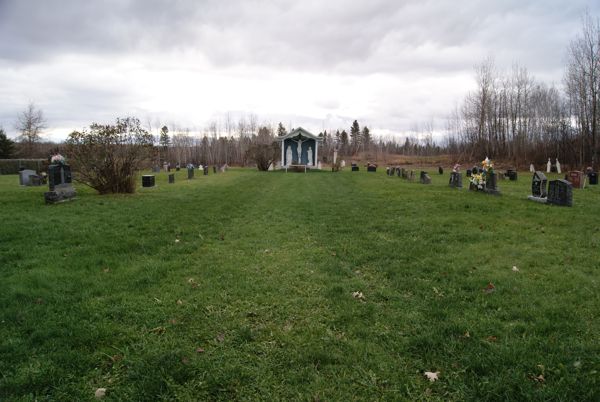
445, 12, 600, 169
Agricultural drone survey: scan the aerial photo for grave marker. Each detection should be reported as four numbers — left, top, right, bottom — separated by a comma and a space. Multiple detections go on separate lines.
141, 175, 155, 187
547, 179, 573, 207
44, 163, 77, 203
567, 171, 585, 189
168, 173, 175, 184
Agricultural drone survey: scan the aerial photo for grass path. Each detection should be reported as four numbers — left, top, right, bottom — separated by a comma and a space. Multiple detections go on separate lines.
1, 169, 599, 400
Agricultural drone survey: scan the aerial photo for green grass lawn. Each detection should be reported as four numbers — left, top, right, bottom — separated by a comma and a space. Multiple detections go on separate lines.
1, 168, 599, 401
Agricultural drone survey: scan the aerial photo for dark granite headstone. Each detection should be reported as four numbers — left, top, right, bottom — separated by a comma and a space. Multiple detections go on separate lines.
44, 164, 77, 203
589, 172, 598, 185
351, 163, 359, 171
29, 175, 41, 186
547, 179, 573, 207
367, 165, 376, 172
466, 169, 472, 177
438, 166, 443, 175
203, 166, 208, 175
449, 172, 463, 188
168, 173, 175, 184
142, 175, 155, 187
213, 166, 217, 174
485, 172, 500, 195
408, 170, 415, 181
550, 165, 558, 173
507, 170, 518, 181
396, 167, 401, 177
472, 166, 479, 174
187, 167, 194, 179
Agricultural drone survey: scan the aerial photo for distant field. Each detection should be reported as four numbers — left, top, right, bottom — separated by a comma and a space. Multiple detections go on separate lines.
1, 168, 599, 401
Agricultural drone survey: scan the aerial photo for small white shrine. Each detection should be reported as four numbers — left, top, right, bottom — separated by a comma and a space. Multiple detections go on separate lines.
277, 127, 322, 169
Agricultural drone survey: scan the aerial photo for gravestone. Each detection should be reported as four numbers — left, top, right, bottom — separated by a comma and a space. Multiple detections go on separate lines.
449, 172, 463, 188
351, 163, 359, 172
547, 179, 573, 207
203, 166, 208, 175
19, 169, 37, 186
188, 167, 195, 179
408, 170, 415, 181
163, 163, 168, 172
438, 166, 443, 175
528, 171, 548, 203
141, 175, 155, 187
472, 166, 479, 174
367, 164, 377, 172
29, 175, 41, 186
420, 171, 431, 184
485, 172, 500, 195
507, 170, 518, 181
529, 163, 535, 173
396, 167, 401, 177
568, 171, 585, 189
466, 169, 472, 177
213, 166, 217, 174
589, 172, 598, 185
168, 173, 175, 184
44, 164, 77, 203
401, 168, 407, 178
176, 164, 180, 171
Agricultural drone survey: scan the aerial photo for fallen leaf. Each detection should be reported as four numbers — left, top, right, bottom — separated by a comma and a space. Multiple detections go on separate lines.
95, 388, 107, 399
483, 282, 496, 293
169, 318, 177, 325
512, 266, 519, 272
102, 268, 110, 273
424, 371, 440, 382
264, 249, 271, 253
196, 347, 205, 353
154, 297, 161, 303
34, 298, 44, 304
176, 299, 183, 305
462, 331, 470, 338
331, 251, 337, 256
181, 356, 190, 365
219, 233, 225, 241
149, 326, 166, 334
352, 291, 365, 300
486, 335, 498, 342
175, 239, 180, 243
216, 333, 225, 342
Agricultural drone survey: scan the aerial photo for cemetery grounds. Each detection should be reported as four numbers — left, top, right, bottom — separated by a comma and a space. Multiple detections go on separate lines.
1, 168, 599, 401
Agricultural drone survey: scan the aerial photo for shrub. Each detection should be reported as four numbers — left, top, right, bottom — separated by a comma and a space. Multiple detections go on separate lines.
66, 117, 154, 194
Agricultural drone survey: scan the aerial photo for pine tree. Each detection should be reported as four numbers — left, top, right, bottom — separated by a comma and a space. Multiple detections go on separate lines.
362, 126, 371, 149
0, 128, 15, 158
350, 120, 361, 154
277, 122, 287, 137
340, 130, 349, 154
159, 126, 170, 148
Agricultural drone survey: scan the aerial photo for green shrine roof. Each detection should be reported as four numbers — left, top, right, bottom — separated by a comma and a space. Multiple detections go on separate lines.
277, 127, 322, 142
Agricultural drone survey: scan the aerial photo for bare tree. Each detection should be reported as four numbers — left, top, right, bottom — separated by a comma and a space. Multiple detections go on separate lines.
16, 102, 46, 156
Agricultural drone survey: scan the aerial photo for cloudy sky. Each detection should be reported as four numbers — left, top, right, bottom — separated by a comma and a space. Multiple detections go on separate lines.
0, 0, 598, 141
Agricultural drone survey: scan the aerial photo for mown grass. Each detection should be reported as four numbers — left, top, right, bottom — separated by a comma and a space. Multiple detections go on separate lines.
1, 168, 599, 401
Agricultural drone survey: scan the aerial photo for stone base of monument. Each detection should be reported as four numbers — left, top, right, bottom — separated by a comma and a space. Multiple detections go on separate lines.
527, 195, 547, 204
44, 186, 77, 204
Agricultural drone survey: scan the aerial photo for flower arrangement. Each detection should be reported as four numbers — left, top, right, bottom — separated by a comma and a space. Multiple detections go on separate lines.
51, 153, 66, 165
470, 157, 493, 190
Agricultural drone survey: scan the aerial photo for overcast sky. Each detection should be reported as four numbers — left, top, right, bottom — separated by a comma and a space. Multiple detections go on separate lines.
1, 0, 598, 141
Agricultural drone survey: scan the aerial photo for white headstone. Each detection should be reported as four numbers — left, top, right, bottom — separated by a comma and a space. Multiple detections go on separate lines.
268, 163, 274, 171
556, 159, 561, 174
530, 163, 535, 173
546, 158, 551, 173
340, 160, 346, 168
317, 161, 322, 170
333, 150, 338, 165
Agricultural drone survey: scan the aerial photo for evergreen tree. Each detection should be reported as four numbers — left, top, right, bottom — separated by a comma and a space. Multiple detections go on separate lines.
340, 130, 349, 154
350, 120, 361, 153
362, 126, 371, 149
0, 128, 15, 158
159, 126, 170, 148
277, 122, 287, 137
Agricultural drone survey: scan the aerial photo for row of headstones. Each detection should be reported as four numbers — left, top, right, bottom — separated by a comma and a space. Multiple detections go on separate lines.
528, 172, 573, 206
350, 163, 378, 172
18, 169, 46, 187
385, 166, 432, 184
143, 164, 227, 187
